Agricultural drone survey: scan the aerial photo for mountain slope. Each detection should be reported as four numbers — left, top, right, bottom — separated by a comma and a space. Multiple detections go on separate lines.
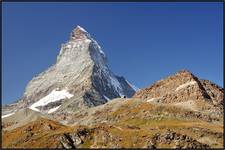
133, 70, 223, 113
2, 25, 136, 116
2, 70, 223, 148
2, 98, 223, 148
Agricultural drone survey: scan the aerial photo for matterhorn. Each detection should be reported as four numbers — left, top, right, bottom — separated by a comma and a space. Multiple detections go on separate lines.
2, 25, 136, 116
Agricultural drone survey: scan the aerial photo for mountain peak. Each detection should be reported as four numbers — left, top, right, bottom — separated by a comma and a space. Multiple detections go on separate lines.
4, 25, 136, 116
76, 25, 87, 32
70, 25, 90, 40
133, 70, 209, 103
175, 69, 193, 76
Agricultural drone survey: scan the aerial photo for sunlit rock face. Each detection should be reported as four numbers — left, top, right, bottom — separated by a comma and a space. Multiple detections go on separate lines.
133, 70, 223, 114
3, 25, 136, 115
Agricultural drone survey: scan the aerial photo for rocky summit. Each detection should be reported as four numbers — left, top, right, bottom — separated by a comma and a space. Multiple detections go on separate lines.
133, 70, 223, 114
2, 26, 224, 149
2, 25, 136, 116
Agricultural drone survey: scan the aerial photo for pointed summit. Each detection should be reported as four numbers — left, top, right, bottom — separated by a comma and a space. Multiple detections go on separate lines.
3, 25, 136, 117
133, 69, 211, 103
176, 69, 192, 74
76, 25, 88, 32
175, 69, 194, 77
70, 25, 91, 41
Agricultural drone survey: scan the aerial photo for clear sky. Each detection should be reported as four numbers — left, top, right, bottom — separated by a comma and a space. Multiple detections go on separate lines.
2, 2, 223, 104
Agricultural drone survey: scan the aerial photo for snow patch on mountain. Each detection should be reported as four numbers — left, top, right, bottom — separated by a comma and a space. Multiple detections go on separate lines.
2, 112, 15, 119
29, 89, 73, 112
48, 105, 61, 114
77, 25, 87, 32
147, 97, 161, 103
103, 95, 110, 101
175, 81, 197, 91
125, 80, 139, 91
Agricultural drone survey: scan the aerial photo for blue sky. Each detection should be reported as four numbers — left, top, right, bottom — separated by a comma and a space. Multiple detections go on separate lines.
2, 2, 223, 104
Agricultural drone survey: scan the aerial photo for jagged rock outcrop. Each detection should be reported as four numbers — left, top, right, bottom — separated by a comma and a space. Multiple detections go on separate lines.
200, 79, 224, 106
2, 25, 136, 116
59, 128, 92, 148
149, 130, 210, 149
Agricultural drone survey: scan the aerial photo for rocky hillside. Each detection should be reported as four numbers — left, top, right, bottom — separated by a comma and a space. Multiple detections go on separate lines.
133, 70, 223, 114
2, 70, 224, 148
2, 25, 136, 116
2, 97, 223, 148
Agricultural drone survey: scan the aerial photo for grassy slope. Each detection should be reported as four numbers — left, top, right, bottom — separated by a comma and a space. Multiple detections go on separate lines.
2, 98, 223, 148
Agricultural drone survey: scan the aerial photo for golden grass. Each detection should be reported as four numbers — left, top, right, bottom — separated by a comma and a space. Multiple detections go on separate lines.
2, 100, 223, 148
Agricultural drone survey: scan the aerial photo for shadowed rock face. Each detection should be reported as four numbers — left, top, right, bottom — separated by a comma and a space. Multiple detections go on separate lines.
149, 130, 210, 149
200, 79, 224, 106
3, 25, 136, 115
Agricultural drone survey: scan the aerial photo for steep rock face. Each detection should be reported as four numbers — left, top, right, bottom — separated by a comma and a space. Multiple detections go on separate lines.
133, 70, 223, 112
200, 79, 224, 106
3, 25, 136, 115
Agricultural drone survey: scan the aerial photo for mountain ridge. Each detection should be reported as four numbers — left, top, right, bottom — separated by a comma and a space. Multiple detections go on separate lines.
133, 69, 223, 114
2, 25, 136, 116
